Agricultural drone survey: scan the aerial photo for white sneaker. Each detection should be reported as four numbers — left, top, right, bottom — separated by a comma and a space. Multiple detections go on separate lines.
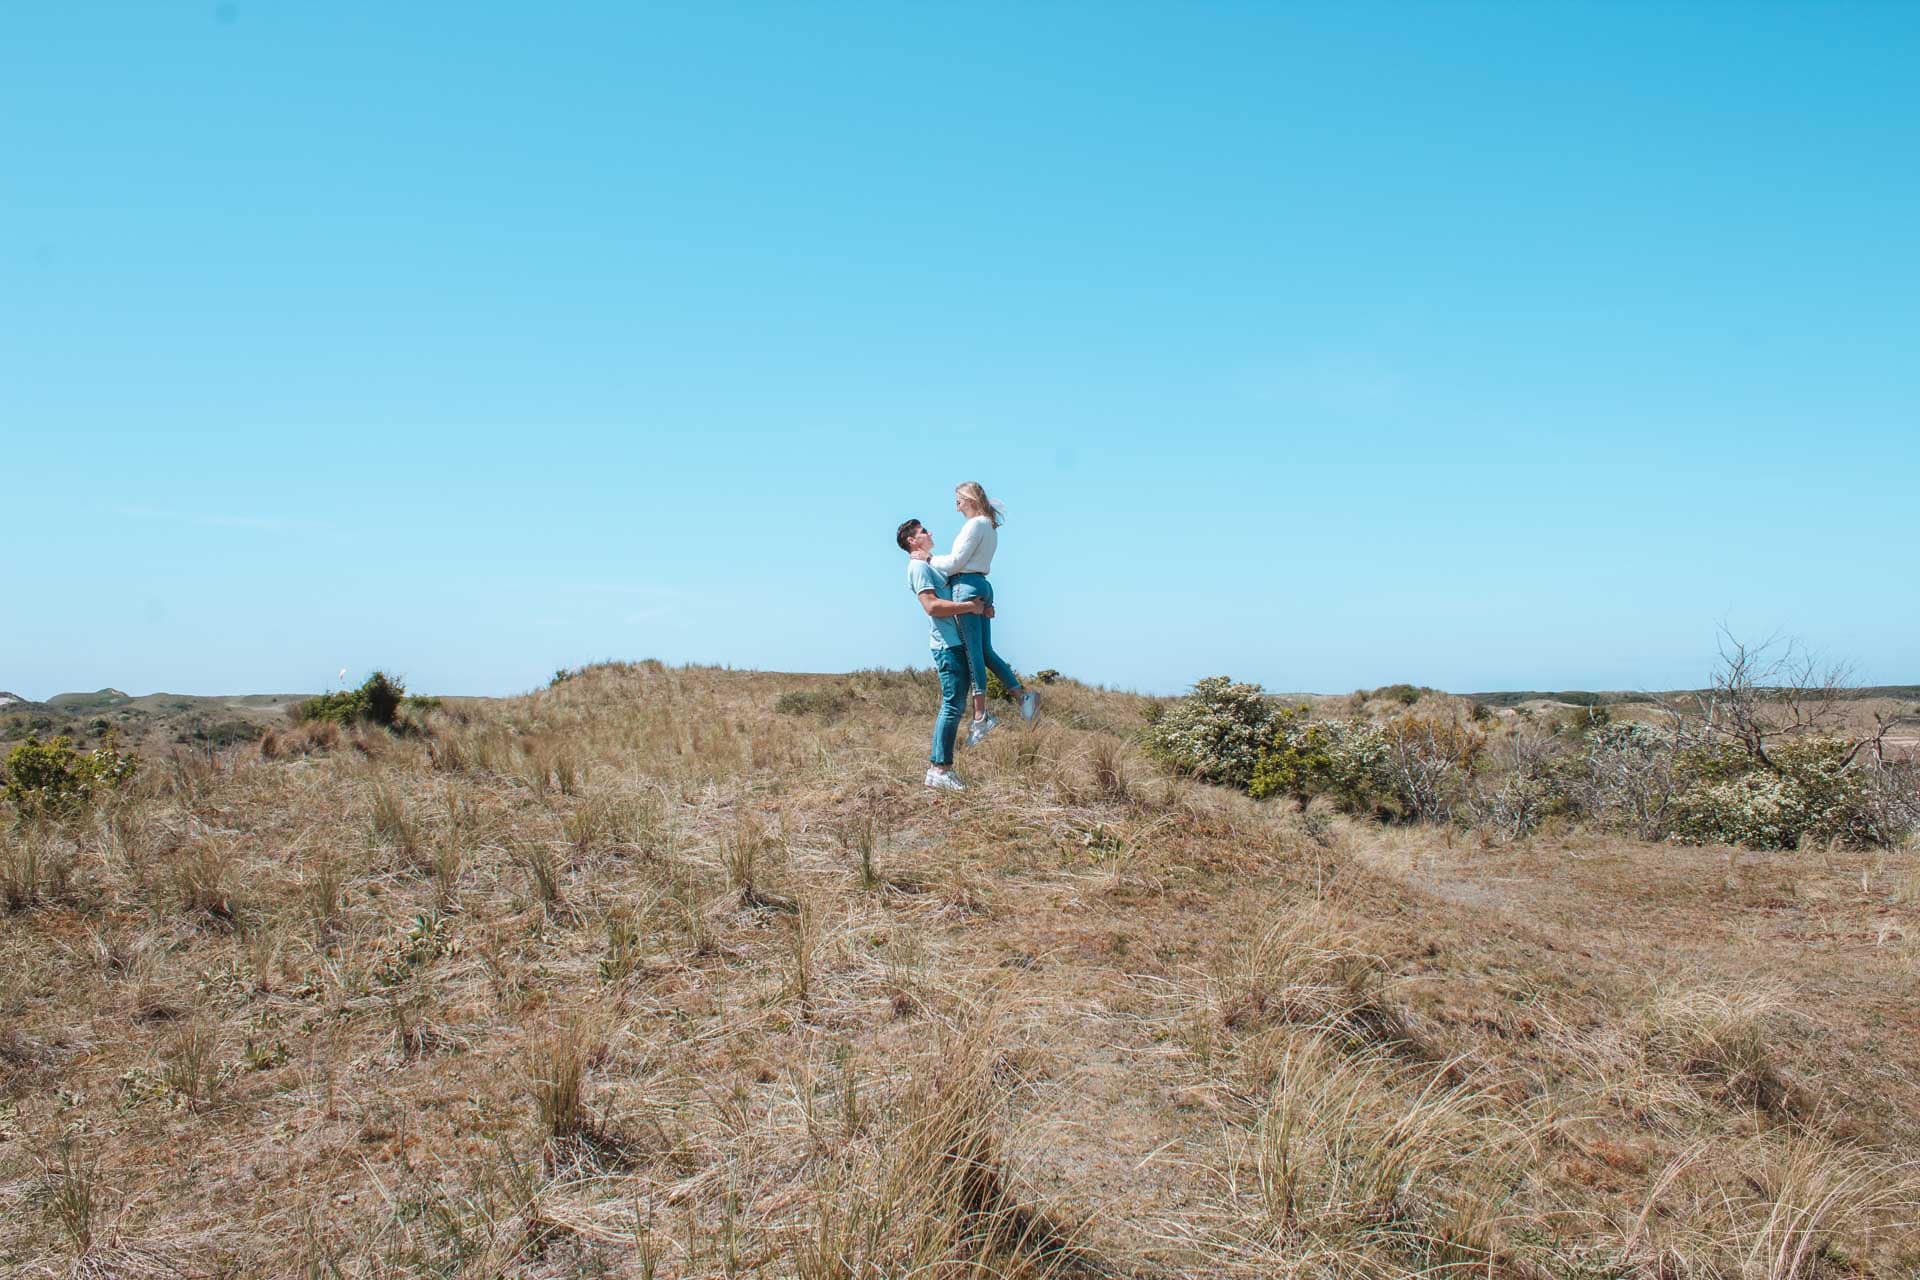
1018, 690, 1040, 722
924, 767, 966, 791
965, 714, 999, 747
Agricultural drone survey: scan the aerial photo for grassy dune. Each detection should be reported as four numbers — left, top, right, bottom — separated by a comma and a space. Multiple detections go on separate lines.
2, 663, 1917, 1278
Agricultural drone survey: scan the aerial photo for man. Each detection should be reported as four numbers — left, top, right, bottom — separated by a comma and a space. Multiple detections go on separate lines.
896, 517, 993, 791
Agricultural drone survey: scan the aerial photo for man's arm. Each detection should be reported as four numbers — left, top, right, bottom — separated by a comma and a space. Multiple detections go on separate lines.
918, 590, 990, 619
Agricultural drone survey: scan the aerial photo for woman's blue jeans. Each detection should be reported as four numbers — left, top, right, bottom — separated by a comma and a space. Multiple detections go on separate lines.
945, 573, 1022, 705
930, 647, 970, 766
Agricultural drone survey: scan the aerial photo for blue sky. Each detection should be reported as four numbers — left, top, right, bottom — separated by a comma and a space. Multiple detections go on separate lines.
4, 2, 1915, 698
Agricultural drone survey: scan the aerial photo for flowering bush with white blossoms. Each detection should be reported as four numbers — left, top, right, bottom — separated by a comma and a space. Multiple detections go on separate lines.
1144, 676, 1277, 790
1668, 736, 1878, 849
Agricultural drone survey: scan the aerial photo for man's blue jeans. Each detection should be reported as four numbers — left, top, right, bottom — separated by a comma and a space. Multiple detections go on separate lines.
945, 573, 1022, 703
930, 646, 971, 766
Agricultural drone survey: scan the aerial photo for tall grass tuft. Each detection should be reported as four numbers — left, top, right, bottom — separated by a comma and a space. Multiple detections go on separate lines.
369, 781, 420, 866
875, 1017, 1088, 1275
1739, 1137, 1920, 1280
840, 813, 882, 891
1247, 1036, 1530, 1258
2, 829, 48, 911
1218, 910, 1418, 1053
43, 1134, 102, 1256
516, 842, 565, 915
725, 811, 791, 910
787, 897, 820, 1010
162, 1020, 224, 1108
304, 856, 347, 935
1087, 738, 1131, 803
1641, 986, 1795, 1112
172, 839, 241, 925
531, 1027, 586, 1138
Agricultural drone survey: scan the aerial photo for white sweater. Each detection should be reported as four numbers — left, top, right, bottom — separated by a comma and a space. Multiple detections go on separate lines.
931, 515, 997, 576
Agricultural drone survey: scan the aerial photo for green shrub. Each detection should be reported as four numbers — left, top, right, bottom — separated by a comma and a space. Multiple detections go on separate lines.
1367, 683, 1428, 707
1145, 676, 1278, 790
296, 672, 407, 728
2, 736, 137, 817
985, 669, 1023, 701
1315, 719, 1397, 815
1032, 669, 1061, 685
1248, 706, 1335, 808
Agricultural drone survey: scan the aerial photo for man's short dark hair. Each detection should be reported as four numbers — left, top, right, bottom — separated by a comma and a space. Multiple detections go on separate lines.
895, 518, 923, 551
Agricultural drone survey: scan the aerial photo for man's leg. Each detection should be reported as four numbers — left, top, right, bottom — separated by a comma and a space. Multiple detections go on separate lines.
928, 647, 967, 774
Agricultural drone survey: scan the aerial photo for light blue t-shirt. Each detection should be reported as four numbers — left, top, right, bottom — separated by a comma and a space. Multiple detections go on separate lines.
907, 560, 963, 651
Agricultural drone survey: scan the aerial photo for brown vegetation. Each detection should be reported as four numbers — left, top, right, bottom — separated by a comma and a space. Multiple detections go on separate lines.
0, 662, 1916, 1277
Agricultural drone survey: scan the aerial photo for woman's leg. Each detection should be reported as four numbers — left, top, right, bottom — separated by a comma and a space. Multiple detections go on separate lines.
949, 577, 990, 718
980, 630, 1022, 695
975, 581, 1038, 720
974, 579, 1022, 712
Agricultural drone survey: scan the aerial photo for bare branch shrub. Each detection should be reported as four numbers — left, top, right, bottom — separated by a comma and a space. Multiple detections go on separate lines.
1856, 758, 1920, 850
1379, 715, 1483, 823
1685, 631, 1872, 772
1466, 731, 1564, 842
1574, 721, 1688, 840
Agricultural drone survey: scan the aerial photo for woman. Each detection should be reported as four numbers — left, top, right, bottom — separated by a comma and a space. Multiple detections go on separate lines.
931, 481, 1039, 743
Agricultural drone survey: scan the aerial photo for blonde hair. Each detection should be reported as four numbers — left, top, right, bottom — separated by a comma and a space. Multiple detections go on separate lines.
955, 481, 1004, 528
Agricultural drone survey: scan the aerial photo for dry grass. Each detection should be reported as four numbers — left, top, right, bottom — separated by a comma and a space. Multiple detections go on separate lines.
0, 662, 1917, 1277
1639, 985, 1798, 1113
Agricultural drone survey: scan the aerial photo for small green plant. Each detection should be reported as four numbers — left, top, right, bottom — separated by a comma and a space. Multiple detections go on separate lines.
374, 911, 458, 985
1032, 669, 1061, 685
3, 735, 137, 817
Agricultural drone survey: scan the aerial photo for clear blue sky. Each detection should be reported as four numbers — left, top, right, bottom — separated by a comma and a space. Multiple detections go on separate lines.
5, 2, 1916, 699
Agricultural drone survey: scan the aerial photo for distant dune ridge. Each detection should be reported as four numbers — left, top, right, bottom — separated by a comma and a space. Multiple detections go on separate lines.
1, 687, 310, 752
